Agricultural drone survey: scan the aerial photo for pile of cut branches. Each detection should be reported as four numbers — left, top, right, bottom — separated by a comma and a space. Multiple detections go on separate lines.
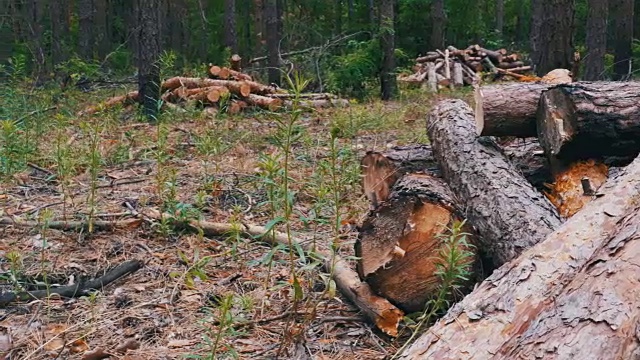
399, 44, 536, 92
78, 55, 349, 117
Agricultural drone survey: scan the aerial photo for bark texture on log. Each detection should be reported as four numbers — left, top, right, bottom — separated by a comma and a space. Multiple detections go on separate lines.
356, 174, 477, 313
537, 82, 640, 164
427, 100, 562, 268
398, 155, 640, 360
361, 145, 438, 208
474, 83, 553, 137
498, 137, 552, 190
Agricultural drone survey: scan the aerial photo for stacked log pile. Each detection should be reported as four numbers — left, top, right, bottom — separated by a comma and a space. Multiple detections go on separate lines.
357, 78, 640, 348
78, 55, 349, 117
398, 44, 535, 92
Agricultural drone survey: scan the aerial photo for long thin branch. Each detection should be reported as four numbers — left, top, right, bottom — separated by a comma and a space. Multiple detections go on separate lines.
0, 259, 143, 307
142, 209, 404, 337
248, 32, 367, 64
0, 217, 141, 232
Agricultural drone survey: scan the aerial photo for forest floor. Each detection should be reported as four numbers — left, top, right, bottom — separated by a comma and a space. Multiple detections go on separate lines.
0, 81, 469, 360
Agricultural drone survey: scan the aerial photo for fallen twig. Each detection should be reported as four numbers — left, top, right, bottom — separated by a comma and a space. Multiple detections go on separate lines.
0, 216, 142, 232
142, 209, 404, 337
0, 259, 143, 307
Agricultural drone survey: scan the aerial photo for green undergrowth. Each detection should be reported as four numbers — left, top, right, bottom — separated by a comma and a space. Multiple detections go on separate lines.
0, 71, 476, 358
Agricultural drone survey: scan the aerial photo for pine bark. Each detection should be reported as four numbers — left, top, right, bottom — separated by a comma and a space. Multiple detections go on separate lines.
50, 0, 69, 65
265, 0, 280, 85
611, 0, 634, 80
496, 0, 504, 35
536, 82, 640, 165
530, 0, 575, 76
584, 0, 608, 80
78, 0, 94, 60
137, 0, 162, 120
380, 0, 397, 100
474, 83, 556, 137
224, 0, 238, 53
430, 0, 446, 50
94, 0, 110, 59
427, 100, 562, 269
398, 155, 640, 360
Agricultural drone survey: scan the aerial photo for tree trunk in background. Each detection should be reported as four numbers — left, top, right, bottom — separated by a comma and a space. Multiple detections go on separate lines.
335, 0, 342, 35
265, 0, 280, 85
168, 0, 186, 53
94, 0, 109, 59
496, 0, 504, 35
50, 0, 69, 65
380, 0, 396, 100
26, 0, 46, 77
430, 0, 446, 50
276, 0, 284, 51
137, 0, 161, 120
530, 0, 575, 76
516, 0, 527, 43
253, 0, 265, 55
78, 0, 94, 60
348, 0, 354, 26
368, 0, 376, 31
635, 0, 640, 39
611, 0, 634, 80
224, 0, 238, 53
584, 0, 608, 80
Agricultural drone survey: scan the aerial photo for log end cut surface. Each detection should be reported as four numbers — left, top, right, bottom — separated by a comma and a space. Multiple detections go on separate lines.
357, 174, 477, 313
360, 145, 437, 207
544, 160, 609, 218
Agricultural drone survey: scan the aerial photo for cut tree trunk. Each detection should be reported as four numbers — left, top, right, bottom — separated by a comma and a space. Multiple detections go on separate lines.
209, 65, 231, 79
427, 99, 562, 268
397, 154, 640, 360
77, 91, 139, 116
360, 145, 439, 208
536, 82, 640, 166
356, 173, 478, 313
474, 83, 554, 137
162, 77, 251, 97
230, 54, 242, 71
452, 62, 463, 87
246, 94, 282, 111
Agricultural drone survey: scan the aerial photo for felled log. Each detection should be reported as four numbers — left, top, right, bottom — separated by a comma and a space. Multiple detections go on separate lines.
209, 65, 231, 79
397, 154, 640, 359
356, 173, 478, 313
360, 145, 439, 208
269, 93, 337, 100
246, 94, 282, 111
77, 91, 139, 116
230, 54, 242, 71
474, 83, 554, 137
425, 62, 437, 93
161, 77, 252, 97
543, 159, 609, 218
416, 52, 441, 63
537, 82, 640, 166
283, 99, 350, 109
188, 86, 230, 104
427, 99, 562, 268
452, 62, 463, 87
496, 61, 525, 69
209, 65, 252, 82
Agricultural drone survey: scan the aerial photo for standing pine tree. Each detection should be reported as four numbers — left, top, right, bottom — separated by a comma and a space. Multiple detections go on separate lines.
584, 0, 608, 80
380, 0, 397, 100
530, 0, 575, 76
137, 0, 161, 120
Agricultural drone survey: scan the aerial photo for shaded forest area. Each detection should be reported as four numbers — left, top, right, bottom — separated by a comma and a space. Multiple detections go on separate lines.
1, 0, 640, 99
2, 0, 640, 360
